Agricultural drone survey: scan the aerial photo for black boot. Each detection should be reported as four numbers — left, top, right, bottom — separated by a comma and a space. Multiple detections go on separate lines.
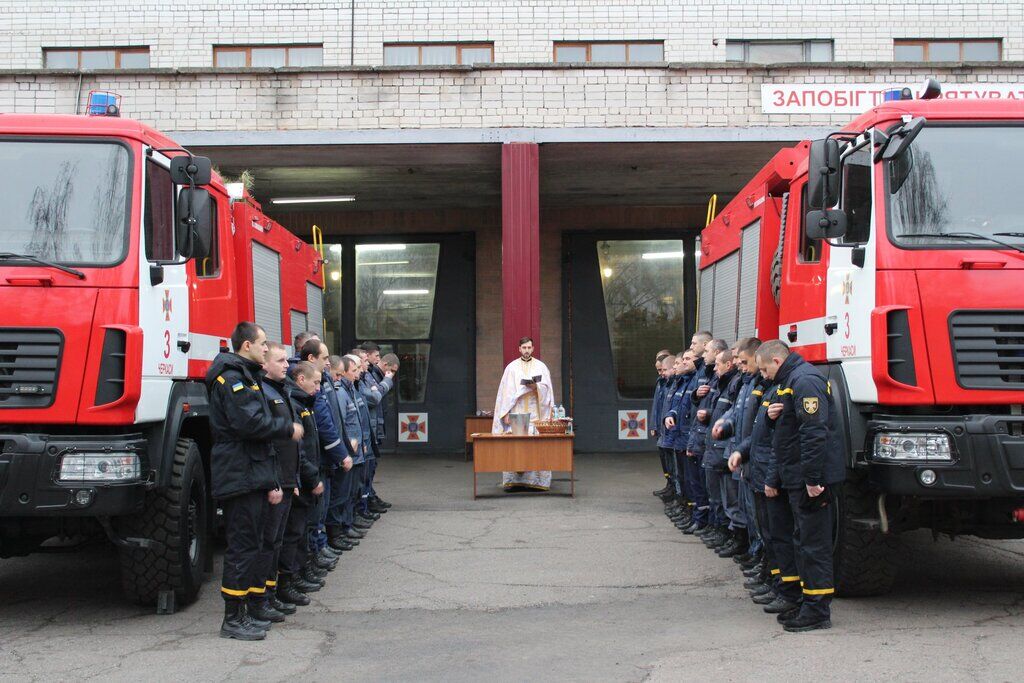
294, 575, 322, 593
302, 565, 326, 587
328, 526, 354, 552
719, 528, 748, 558
653, 483, 671, 497
279, 574, 312, 604
242, 599, 272, 630
368, 499, 388, 513
783, 613, 832, 633
314, 552, 338, 571
249, 596, 286, 623
370, 495, 392, 509
220, 598, 266, 640
270, 591, 297, 615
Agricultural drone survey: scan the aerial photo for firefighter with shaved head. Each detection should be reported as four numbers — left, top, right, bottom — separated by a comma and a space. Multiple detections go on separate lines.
756, 339, 845, 633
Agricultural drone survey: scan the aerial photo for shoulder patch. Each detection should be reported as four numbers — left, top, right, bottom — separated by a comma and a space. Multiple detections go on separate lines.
802, 397, 819, 415
300, 410, 311, 418
231, 382, 244, 392
217, 375, 226, 385
272, 399, 284, 405
250, 384, 260, 391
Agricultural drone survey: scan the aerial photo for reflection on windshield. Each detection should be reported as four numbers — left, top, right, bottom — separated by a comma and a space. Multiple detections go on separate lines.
0, 141, 129, 265
889, 126, 1024, 246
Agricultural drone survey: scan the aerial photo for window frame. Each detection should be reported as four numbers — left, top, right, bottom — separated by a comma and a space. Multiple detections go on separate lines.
552, 41, 665, 63
143, 158, 178, 263
893, 39, 1002, 62
382, 42, 495, 66
213, 44, 324, 67
44, 46, 150, 69
725, 39, 833, 64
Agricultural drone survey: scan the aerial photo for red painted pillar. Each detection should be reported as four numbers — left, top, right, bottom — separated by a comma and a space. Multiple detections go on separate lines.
501, 142, 541, 364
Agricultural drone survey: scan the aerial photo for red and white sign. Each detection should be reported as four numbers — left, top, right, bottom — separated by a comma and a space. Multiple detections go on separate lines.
618, 410, 648, 440
762, 83, 1024, 115
399, 413, 428, 443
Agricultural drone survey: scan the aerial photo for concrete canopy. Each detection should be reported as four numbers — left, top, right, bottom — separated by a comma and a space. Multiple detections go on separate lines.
194, 140, 798, 214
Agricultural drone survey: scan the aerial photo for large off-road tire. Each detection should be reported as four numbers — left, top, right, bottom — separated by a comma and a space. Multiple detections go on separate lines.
834, 476, 900, 597
119, 439, 209, 606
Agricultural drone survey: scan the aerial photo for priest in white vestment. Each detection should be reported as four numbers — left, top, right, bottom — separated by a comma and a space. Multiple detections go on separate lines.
491, 336, 554, 490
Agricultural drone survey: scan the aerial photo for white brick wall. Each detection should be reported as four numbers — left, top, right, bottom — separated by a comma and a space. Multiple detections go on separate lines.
0, 0, 1021, 69
1, 64, 1021, 132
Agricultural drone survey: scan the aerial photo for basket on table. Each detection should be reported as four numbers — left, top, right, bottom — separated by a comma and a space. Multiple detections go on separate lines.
532, 419, 569, 434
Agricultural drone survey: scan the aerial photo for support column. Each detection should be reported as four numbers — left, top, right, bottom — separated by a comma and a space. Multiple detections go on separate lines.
501, 142, 541, 364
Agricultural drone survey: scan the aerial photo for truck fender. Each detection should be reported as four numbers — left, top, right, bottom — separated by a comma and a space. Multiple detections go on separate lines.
822, 363, 869, 470
144, 381, 210, 489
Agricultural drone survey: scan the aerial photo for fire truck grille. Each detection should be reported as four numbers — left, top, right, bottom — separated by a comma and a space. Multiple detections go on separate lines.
0, 329, 63, 408
950, 311, 1024, 390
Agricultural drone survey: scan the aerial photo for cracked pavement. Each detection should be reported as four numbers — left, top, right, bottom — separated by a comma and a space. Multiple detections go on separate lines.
1, 453, 1023, 681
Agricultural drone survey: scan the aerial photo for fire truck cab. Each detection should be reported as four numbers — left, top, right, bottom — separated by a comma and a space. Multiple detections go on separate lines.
0, 112, 324, 609
699, 85, 1024, 595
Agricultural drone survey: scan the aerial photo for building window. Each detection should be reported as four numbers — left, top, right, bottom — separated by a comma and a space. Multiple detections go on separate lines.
894, 39, 1001, 62
383, 43, 494, 66
597, 239, 686, 399
44, 47, 150, 69
213, 44, 323, 68
553, 41, 664, 63
726, 40, 833, 64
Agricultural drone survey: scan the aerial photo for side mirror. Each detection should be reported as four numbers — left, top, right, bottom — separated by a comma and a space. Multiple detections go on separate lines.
176, 187, 213, 259
807, 138, 841, 209
169, 155, 212, 186
882, 117, 925, 161
806, 209, 848, 240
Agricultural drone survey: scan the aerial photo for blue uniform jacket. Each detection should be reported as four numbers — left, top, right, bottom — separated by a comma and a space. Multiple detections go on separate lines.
717, 372, 762, 480
702, 369, 740, 469
337, 378, 371, 465
662, 370, 697, 450
656, 375, 683, 448
650, 376, 668, 440
313, 370, 344, 468
359, 368, 393, 446
748, 385, 779, 492
686, 364, 717, 459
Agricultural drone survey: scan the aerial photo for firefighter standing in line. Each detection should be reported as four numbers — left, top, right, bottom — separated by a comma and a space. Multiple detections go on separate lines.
206, 322, 303, 641
756, 339, 845, 633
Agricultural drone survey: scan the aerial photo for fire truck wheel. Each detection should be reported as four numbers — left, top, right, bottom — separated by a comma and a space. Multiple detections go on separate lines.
834, 476, 900, 597
119, 439, 208, 606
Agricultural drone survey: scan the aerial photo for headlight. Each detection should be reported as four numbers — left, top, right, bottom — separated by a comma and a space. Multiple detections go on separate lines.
873, 432, 952, 462
59, 452, 141, 482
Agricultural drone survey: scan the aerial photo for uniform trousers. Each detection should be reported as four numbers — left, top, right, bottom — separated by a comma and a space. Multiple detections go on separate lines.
683, 453, 709, 524
788, 486, 837, 620
253, 489, 292, 596
751, 489, 772, 565
280, 495, 311, 576
704, 465, 727, 527
328, 462, 356, 528
765, 490, 803, 603
220, 489, 269, 600
738, 479, 760, 551
672, 449, 689, 499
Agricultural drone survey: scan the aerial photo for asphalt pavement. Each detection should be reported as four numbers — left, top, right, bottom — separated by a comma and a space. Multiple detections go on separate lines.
1, 452, 1023, 681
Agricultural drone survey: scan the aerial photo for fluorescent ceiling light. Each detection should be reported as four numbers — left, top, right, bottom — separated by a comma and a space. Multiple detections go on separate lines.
359, 260, 410, 266
641, 251, 685, 260
375, 272, 434, 278
356, 244, 406, 252
270, 195, 355, 205
383, 289, 429, 295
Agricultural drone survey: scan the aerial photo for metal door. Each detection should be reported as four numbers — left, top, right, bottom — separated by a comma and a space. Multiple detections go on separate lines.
563, 232, 696, 453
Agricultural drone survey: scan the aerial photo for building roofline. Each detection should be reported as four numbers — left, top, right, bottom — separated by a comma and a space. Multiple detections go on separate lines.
173, 126, 833, 147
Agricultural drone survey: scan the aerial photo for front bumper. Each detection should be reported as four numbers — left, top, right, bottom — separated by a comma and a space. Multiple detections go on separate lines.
0, 432, 149, 516
866, 414, 1024, 499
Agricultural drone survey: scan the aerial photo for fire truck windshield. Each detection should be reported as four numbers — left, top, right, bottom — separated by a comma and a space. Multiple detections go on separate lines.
887, 125, 1024, 250
0, 139, 131, 266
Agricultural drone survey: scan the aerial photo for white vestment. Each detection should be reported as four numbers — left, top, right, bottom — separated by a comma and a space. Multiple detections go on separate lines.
491, 356, 555, 490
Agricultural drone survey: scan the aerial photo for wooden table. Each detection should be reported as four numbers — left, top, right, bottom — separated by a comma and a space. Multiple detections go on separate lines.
469, 433, 575, 498
464, 415, 495, 461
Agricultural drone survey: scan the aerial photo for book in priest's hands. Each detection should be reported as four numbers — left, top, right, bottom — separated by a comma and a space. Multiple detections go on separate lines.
520, 375, 542, 386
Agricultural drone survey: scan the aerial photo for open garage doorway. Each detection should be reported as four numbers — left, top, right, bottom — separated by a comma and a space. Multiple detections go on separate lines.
321, 234, 476, 453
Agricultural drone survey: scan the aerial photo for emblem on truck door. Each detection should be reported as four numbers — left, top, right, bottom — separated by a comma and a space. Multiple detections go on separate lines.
162, 289, 173, 322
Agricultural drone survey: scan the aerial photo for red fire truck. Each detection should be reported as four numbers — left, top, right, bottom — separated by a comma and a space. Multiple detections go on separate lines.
698, 82, 1024, 596
0, 110, 324, 609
